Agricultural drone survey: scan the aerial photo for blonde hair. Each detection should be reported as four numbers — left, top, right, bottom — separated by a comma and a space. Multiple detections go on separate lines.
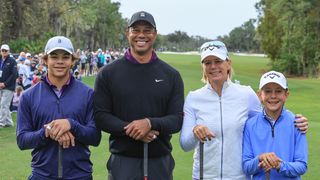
15, 86, 23, 92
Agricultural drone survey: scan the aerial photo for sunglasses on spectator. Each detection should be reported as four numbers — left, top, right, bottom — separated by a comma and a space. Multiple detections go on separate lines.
1, 49, 8, 52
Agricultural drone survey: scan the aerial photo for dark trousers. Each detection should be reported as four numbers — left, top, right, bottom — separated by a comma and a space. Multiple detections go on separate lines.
107, 154, 175, 180
28, 174, 92, 180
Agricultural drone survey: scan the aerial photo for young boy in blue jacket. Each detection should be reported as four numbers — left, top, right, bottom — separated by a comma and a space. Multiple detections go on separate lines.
242, 70, 308, 180
16, 36, 101, 180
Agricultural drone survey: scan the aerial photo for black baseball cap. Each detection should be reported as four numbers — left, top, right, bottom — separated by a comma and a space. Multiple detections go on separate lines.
128, 11, 156, 28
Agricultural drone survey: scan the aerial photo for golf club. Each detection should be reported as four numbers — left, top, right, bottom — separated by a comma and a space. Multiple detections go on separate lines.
200, 141, 204, 180
58, 145, 62, 179
266, 170, 270, 180
47, 125, 63, 179
144, 143, 148, 180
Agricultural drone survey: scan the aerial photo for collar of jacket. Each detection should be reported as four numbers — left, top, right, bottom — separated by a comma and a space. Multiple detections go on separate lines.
205, 78, 231, 92
41, 73, 74, 89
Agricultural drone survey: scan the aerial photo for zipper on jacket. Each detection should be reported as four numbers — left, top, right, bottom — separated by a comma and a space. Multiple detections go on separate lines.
45, 81, 66, 178
219, 97, 224, 179
57, 100, 60, 113
268, 120, 278, 138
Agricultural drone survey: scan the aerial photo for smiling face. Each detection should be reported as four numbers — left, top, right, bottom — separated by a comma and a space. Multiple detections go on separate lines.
202, 55, 231, 86
126, 21, 157, 57
259, 83, 289, 118
43, 50, 75, 82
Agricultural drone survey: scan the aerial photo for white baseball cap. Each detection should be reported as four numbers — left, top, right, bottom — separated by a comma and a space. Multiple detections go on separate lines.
44, 36, 74, 55
200, 40, 229, 63
259, 71, 288, 90
1, 44, 10, 51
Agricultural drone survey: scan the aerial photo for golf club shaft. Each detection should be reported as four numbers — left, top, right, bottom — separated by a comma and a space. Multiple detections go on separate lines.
144, 143, 148, 180
58, 145, 63, 178
200, 141, 204, 180
265, 170, 270, 180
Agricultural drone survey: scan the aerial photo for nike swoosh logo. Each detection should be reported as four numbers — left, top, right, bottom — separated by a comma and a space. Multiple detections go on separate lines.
155, 79, 164, 83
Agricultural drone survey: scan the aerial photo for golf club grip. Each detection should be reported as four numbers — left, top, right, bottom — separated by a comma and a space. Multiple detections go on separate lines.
144, 143, 148, 179
199, 142, 204, 180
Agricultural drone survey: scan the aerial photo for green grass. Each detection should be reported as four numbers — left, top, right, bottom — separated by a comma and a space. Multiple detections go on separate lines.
0, 53, 319, 179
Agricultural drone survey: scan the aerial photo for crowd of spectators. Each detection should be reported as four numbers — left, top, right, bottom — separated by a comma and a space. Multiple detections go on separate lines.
9, 47, 124, 114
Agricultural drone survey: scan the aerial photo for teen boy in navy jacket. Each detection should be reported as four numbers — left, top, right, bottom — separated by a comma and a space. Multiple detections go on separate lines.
16, 36, 101, 180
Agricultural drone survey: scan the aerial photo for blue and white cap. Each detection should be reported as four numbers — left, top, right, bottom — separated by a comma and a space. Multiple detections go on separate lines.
200, 40, 229, 63
45, 36, 74, 55
259, 71, 288, 90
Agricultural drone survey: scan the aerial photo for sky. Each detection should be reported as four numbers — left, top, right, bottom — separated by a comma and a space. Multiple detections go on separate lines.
111, 0, 260, 39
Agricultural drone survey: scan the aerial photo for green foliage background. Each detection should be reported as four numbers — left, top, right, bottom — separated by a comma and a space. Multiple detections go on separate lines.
2, 0, 319, 76
256, 0, 320, 77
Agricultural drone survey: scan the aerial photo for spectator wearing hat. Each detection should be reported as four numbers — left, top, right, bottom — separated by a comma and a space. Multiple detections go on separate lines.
0, 44, 18, 128
16, 36, 101, 180
179, 41, 309, 180
242, 71, 308, 179
94, 11, 184, 180
26, 52, 32, 59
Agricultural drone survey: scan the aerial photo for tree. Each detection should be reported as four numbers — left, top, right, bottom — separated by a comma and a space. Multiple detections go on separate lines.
0, 0, 126, 53
225, 19, 260, 53
256, 0, 320, 77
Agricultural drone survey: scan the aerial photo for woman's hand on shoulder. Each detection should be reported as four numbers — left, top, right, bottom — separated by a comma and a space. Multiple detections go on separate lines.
294, 114, 308, 133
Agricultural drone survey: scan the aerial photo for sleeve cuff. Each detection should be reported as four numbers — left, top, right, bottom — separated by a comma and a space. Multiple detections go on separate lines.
67, 118, 77, 132
278, 162, 284, 172
146, 118, 152, 129
254, 156, 260, 168
40, 127, 47, 140
149, 117, 156, 130
40, 127, 50, 144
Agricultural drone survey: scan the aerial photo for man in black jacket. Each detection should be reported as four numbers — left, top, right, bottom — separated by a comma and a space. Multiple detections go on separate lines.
0, 44, 18, 128
94, 11, 184, 180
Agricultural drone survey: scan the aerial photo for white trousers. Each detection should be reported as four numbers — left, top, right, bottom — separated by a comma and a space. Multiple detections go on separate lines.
0, 89, 14, 126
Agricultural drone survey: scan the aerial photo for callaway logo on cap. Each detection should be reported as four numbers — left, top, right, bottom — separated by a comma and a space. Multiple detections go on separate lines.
259, 70, 288, 90
200, 41, 229, 62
